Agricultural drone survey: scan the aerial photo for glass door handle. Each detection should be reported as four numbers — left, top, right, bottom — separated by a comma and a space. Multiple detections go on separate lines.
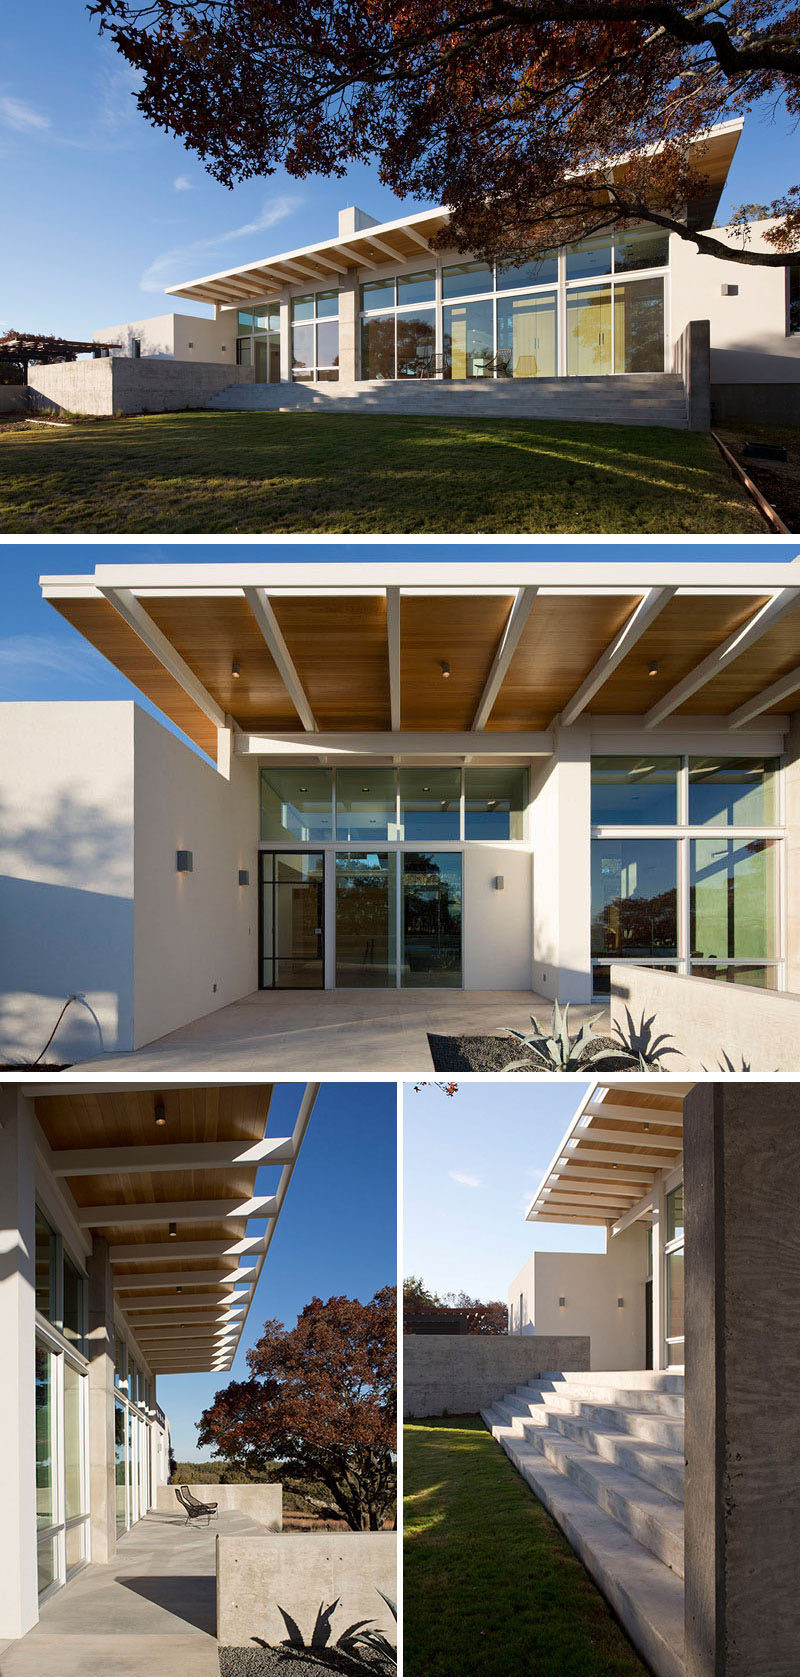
314, 928, 323, 935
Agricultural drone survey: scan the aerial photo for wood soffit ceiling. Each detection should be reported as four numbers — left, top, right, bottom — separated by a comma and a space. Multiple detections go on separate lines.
49, 584, 799, 760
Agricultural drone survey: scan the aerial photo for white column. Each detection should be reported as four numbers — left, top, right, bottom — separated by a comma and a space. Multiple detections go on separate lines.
337, 268, 359, 383
531, 725, 592, 1002
0, 1088, 38, 1640
279, 288, 291, 383
87, 1236, 117, 1563
651, 1172, 666, 1372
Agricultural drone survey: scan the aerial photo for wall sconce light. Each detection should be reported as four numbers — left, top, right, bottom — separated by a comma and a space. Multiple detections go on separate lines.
187, 341, 194, 349
493, 875, 505, 892
721, 283, 738, 296
558, 1296, 566, 1309
231, 659, 241, 679
176, 850, 193, 872
440, 660, 451, 679
238, 869, 250, 887
617, 1297, 625, 1309
648, 661, 659, 678
169, 1221, 177, 1239
154, 1100, 167, 1127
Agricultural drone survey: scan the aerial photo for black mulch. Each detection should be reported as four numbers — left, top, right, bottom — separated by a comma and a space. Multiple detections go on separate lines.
219, 1650, 393, 1677
427, 1032, 634, 1072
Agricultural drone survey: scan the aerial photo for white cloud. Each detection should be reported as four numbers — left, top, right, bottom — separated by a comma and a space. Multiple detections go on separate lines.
0, 96, 50, 134
173, 175, 193, 193
0, 635, 108, 695
139, 194, 301, 292
449, 1170, 481, 1189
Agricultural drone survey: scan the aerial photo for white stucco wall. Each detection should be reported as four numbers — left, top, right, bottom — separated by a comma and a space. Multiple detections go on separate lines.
670, 221, 800, 383
132, 708, 259, 1048
0, 702, 136, 1063
530, 729, 592, 1002
463, 844, 533, 988
93, 312, 234, 364
509, 1224, 649, 1369
0, 1089, 38, 1641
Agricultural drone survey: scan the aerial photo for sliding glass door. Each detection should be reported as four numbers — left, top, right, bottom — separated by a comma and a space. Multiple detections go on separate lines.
35, 1336, 89, 1600
402, 853, 462, 986
335, 853, 397, 986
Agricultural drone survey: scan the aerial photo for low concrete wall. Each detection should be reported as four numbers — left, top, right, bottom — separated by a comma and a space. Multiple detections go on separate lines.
156, 1483, 282, 1527
216, 1531, 397, 1649
0, 385, 27, 413
712, 381, 800, 426
610, 963, 800, 1072
672, 319, 711, 431
403, 1333, 590, 1418
27, 357, 254, 417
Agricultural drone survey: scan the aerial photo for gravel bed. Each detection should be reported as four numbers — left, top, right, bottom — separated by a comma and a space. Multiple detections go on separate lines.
427, 1032, 633, 1072
219, 1649, 393, 1677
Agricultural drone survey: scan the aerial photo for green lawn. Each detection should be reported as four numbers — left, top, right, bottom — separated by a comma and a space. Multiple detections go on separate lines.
404, 1417, 648, 1677
0, 411, 762, 533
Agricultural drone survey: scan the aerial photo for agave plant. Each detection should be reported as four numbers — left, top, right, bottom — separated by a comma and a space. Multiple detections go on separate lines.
602, 1006, 681, 1071
503, 1000, 611, 1072
261, 1594, 396, 1672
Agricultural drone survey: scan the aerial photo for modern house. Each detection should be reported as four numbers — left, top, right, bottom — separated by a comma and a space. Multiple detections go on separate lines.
22, 119, 800, 426
2, 557, 800, 1068
0, 1077, 314, 1643
489, 1078, 800, 1677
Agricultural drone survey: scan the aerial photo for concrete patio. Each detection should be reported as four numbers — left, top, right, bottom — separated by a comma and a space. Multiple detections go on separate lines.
0, 1510, 264, 1677
74, 989, 606, 1073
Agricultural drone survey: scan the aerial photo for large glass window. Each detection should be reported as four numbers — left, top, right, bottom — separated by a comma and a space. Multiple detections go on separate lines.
360, 275, 437, 378
335, 852, 397, 986
115, 1400, 127, 1536
237, 307, 280, 381
666, 1183, 684, 1243
260, 852, 325, 989
690, 837, 778, 965
443, 299, 494, 379
464, 766, 527, 839
665, 1249, 684, 1350
591, 757, 680, 825
36, 1343, 55, 1534
442, 261, 493, 299
614, 276, 665, 372
688, 757, 779, 826
567, 284, 612, 375
399, 768, 460, 839
497, 292, 557, 378
35, 1207, 58, 1323
591, 839, 678, 960
497, 254, 558, 290
292, 291, 339, 382
336, 768, 398, 841
260, 768, 333, 842
62, 1257, 84, 1350
788, 263, 800, 334
64, 1361, 86, 1574
402, 853, 462, 987
361, 313, 397, 379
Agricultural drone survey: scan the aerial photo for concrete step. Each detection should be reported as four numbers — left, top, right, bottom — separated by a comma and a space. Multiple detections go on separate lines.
208, 374, 689, 428
517, 1381, 685, 1416
493, 1398, 684, 1502
486, 1408, 684, 1576
528, 1370, 685, 1394
481, 1410, 684, 1677
499, 1391, 683, 1450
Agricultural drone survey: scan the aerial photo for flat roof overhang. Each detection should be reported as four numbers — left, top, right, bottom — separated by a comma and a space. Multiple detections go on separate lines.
40, 558, 800, 766
526, 1080, 692, 1232
164, 122, 742, 307
31, 1080, 317, 1375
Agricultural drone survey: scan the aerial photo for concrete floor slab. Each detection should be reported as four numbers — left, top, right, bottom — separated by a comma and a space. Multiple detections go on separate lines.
0, 1511, 264, 1677
74, 989, 604, 1073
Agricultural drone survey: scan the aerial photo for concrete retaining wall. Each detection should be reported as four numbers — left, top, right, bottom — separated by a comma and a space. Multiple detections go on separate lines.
672, 319, 711, 431
609, 962, 800, 1072
0, 385, 26, 412
27, 357, 254, 416
156, 1483, 282, 1527
403, 1333, 590, 1417
216, 1531, 397, 1649
712, 381, 800, 426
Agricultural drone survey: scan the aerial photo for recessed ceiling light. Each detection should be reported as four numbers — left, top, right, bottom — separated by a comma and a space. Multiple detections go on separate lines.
422, 786, 431, 793
232, 659, 241, 678
299, 786, 308, 793
648, 661, 659, 677
154, 1100, 167, 1127
440, 661, 451, 679
362, 785, 370, 792
169, 1221, 177, 1238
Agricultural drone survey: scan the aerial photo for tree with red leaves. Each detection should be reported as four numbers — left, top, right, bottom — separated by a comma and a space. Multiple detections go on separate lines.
90, 0, 799, 266
196, 1288, 397, 1531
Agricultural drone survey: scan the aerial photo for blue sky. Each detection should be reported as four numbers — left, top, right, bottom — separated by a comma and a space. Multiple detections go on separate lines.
158, 1081, 397, 1460
2, 0, 799, 338
403, 1081, 605, 1304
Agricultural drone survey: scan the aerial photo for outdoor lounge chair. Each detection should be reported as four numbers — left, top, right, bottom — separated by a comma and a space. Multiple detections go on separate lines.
175, 1484, 218, 1525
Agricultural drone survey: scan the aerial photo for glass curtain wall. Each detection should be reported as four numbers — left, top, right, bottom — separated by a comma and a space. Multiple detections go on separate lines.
359, 227, 668, 380
664, 1183, 685, 1367
591, 755, 782, 993
34, 1205, 90, 1599
291, 291, 339, 381
113, 1337, 156, 1537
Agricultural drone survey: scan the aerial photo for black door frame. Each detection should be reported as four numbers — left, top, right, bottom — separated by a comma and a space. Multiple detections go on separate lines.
258, 850, 326, 989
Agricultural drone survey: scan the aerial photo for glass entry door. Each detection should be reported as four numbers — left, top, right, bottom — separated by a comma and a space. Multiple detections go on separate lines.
402, 852, 462, 986
335, 853, 397, 986
260, 852, 325, 988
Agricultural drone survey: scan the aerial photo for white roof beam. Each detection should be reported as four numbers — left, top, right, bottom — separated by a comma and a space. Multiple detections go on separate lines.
77, 1195, 277, 1229
333, 243, 379, 270
612, 1190, 659, 1237
114, 1267, 255, 1288
576, 1125, 682, 1150
50, 1135, 293, 1177
109, 1235, 265, 1262
582, 1100, 682, 1125
728, 663, 800, 729
125, 1293, 245, 1311
472, 586, 538, 731
243, 585, 317, 731
386, 587, 401, 730
400, 226, 432, 251
97, 586, 227, 731
644, 588, 800, 728
359, 234, 412, 263
562, 1146, 685, 1170
558, 587, 676, 726
129, 1311, 240, 1328
236, 729, 553, 758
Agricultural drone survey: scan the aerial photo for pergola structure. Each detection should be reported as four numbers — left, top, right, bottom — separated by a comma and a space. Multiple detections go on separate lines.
164, 124, 742, 308
526, 1079, 692, 1232
29, 1081, 317, 1373
40, 558, 800, 770
0, 334, 120, 375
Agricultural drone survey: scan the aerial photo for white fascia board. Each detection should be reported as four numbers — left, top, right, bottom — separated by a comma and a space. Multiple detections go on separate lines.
41, 557, 800, 593
50, 1135, 294, 1177
524, 1082, 598, 1220
235, 730, 554, 758
587, 716, 789, 752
